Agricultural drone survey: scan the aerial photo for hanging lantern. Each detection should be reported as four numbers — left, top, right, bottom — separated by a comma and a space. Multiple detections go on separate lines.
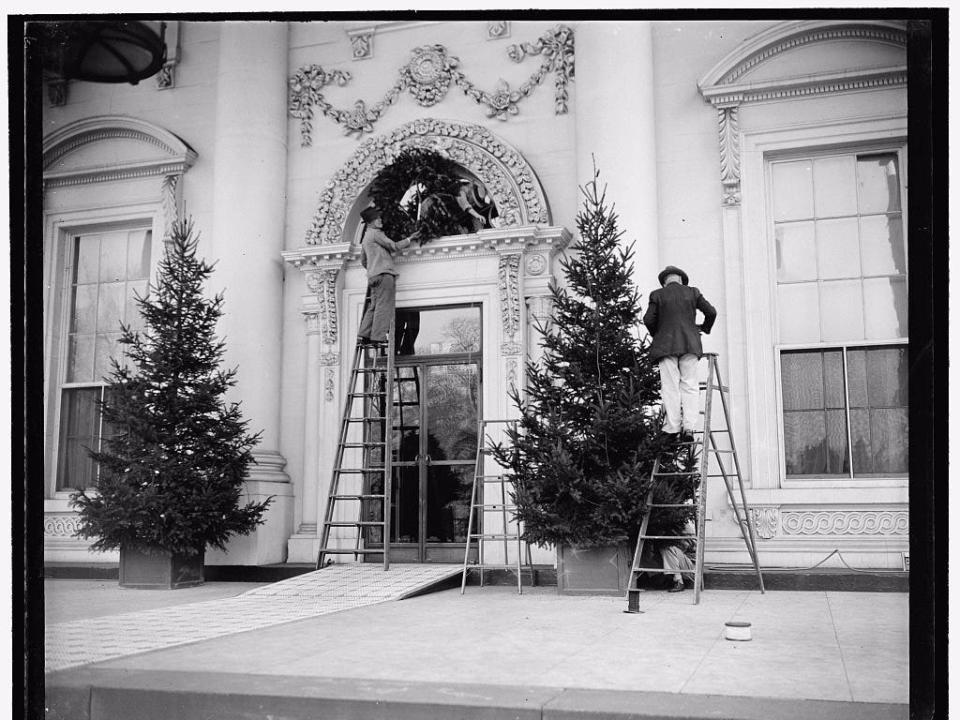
36, 20, 166, 85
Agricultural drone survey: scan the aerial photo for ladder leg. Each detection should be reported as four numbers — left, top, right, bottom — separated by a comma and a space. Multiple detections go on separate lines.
692, 357, 717, 605
461, 422, 483, 594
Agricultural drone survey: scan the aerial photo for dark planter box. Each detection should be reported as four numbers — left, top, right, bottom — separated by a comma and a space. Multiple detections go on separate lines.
119, 546, 205, 589
556, 543, 632, 595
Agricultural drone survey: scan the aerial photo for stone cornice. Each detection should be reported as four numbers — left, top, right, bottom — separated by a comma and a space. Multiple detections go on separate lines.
43, 158, 196, 188
698, 20, 907, 93
283, 225, 571, 272
700, 66, 907, 108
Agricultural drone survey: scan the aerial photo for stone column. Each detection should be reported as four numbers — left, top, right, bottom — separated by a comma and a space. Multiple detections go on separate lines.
207, 22, 292, 564
299, 310, 323, 535
574, 21, 659, 306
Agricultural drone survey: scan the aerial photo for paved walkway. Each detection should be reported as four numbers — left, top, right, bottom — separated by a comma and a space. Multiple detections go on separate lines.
44, 571, 909, 719
45, 564, 460, 672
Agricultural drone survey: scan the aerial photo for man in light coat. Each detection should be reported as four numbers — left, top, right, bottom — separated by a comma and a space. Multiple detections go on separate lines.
642, 265, 717, 442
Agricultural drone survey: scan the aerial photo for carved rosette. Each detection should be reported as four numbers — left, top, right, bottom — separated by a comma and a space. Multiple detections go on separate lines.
781, 510, 908, 536
305, 119, 549, 245
402, 46, 457, 106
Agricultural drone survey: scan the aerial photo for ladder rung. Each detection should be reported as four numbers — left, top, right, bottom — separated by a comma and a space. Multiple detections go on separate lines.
325, 521, 384, 527
340, 442, 386, 448
476, 503, 517, 509
653, 471, 701, 477
699, 383, 729, 392
647, 503, 695, 508
330, 494, 385, 500
470, 534, 520, 540
335, 467, 386, 473
638, 535, 698, 540
708, 448, 735, 454
631, 567, 694, 574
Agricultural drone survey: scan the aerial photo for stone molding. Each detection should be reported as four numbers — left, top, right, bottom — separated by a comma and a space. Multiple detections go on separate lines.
301, 119, 551, 246
698, 20, 907, 207
747, 505, 908, 539
43, 116, 198, 189
44, 513, 82, 538
498, 253, 522, 343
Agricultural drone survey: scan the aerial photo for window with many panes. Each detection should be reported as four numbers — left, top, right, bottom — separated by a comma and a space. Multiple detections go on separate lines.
56, 227, 152, 490
771, 150, 907, 479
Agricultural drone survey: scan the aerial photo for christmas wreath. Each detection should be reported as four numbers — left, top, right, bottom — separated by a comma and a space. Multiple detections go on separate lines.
367, 148, 472, 244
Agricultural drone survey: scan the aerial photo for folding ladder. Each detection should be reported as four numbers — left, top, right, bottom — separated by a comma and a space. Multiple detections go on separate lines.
316, 327, 401, 571
626, 353, 764, 609
460, 419, 532, 594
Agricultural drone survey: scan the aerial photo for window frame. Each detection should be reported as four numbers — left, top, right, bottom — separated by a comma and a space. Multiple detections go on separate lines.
765, 143, 909, 488
45, 209, 163, 499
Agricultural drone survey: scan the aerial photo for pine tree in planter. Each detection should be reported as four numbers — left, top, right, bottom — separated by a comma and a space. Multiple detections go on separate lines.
492, 168, 684, 594
71, 220, 272, 589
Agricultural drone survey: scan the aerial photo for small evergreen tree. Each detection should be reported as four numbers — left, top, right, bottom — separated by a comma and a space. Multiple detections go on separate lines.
492, 167, 688, 548
72, 220, 272, 556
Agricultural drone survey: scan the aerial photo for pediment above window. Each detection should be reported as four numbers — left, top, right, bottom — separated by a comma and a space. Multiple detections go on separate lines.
699, 20, 907, 107
43, 115, 197, 188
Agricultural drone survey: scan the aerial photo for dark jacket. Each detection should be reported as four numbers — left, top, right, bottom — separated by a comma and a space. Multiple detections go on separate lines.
643, 283, 717, 363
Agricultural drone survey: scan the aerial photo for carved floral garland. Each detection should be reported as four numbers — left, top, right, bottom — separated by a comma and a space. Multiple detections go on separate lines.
289, 25, 575, 143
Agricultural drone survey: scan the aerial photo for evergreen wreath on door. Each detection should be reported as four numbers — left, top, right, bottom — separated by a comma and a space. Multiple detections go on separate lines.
367, 147, 470, 244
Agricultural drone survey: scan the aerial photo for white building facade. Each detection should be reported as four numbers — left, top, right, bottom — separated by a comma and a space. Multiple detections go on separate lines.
42, 19, 910, 570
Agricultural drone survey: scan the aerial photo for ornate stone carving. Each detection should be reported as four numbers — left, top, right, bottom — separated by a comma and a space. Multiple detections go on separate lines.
718, 106, 741, 206
506, 357, 519, 389
160, 174, 179, 245
305, 271, 323, 293
501, 342, 522, 356
499, 253, 521, 341
324, 370, 335, 401
156, 21, 180, 90
156, 61, 177, 89
526, 253, 546, 276
350, 32, 374, 60
304, 119, 550, 245
314, 269, 340, 345
749, 506, 778, 540
320, 351, 340, 366
781, 510, 908, 536
44, 514, 81, 538
487, 21, 511, 40
289, 25, 574, 141
402, 45, 457, 106
506, 24, 575, 115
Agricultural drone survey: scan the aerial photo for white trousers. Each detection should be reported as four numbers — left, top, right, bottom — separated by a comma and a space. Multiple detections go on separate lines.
658, 354, 699, 433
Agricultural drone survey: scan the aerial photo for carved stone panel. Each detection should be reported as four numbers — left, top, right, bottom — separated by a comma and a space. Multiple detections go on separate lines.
780, 510, 908, 536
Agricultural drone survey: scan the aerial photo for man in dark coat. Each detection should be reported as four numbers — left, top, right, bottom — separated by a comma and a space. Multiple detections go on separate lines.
642, 266, 717, 442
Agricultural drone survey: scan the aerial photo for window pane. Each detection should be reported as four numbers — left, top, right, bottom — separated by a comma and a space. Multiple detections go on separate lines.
858, 154, 901, 214
780, 352, 824, 410
776, 223, 817, 282
127, 229, 152, 278
846, 349, 868, 407
71, 284, 99, 334
863, 277, 907, 340
849, 408, 873, 474
95, 333, 121, 380
126, 280, 148, 330
816, 218, 861, 279
67, 334, 96, 383
860, 215, 906, 277
96, 282, 125, 333
820, 280, 864, 341
862, 409, 908, 475
74, 235, 100, 284
825, 409, 850, 475
99, 231, 129, 282
814, 155, 858, 218
771, 160, 814, 221
394, 306, 481, 356
56, 387, 101, 490
778, 282, 820, 343
426, 364, 479, 461
783, 411, 827, 475
823, 350, 845, 408
865, 346, 908, 407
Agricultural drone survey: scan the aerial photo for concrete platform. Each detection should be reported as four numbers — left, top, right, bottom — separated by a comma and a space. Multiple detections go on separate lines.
44, 574, 909, 720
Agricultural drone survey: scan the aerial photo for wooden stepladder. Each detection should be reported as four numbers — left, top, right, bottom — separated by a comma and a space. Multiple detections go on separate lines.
461, 419, 532, 594
316, 326, 402, 571
626, 353, 764, 609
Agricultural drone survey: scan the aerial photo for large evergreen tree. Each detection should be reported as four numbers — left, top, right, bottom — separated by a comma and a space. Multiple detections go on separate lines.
72, 220, 271, 556
493, 168, 686, 548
